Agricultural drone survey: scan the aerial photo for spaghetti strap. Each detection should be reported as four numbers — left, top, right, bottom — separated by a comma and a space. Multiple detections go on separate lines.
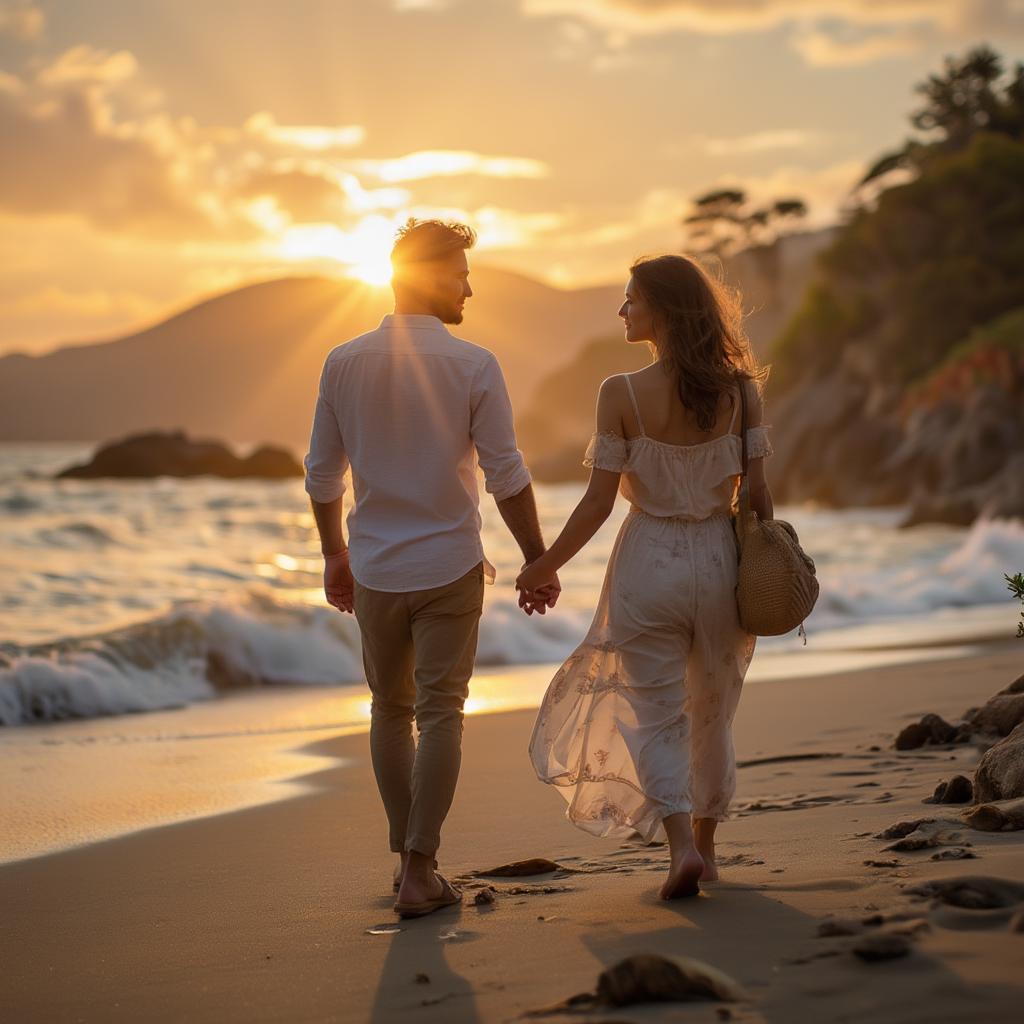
623, 375, 645, 436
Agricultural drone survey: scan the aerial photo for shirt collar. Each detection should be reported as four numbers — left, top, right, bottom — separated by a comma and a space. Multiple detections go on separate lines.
380, 314, 446, 330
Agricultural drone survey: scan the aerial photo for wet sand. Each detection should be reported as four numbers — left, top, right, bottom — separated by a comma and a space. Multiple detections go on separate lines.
2, 644, 1023, 1022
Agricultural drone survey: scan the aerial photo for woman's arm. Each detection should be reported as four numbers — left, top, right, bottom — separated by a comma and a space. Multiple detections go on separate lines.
516, 377, 624, 593
743, 381, 774, 521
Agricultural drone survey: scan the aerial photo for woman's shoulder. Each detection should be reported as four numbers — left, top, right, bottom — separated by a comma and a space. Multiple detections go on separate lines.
598, 373, 633, 400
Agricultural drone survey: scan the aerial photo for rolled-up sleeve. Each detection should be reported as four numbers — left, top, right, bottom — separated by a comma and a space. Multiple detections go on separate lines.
303, 360, 349, 502
470, 353, 532, 501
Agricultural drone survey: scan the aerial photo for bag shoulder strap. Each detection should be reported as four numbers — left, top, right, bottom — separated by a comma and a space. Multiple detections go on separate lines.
738, 378, 749, 478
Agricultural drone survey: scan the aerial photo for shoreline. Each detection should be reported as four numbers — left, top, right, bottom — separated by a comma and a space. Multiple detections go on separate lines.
0, 639, 1012, 866
3, 644, 1023, 1021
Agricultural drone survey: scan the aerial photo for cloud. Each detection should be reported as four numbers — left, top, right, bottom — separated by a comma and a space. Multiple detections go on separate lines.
392, 0, 452, 9
521, 0, 1024, 64
37, 44, 138, 85
244, 112, 366, 152
234, 166, 411, 224
360, 150, 551, 183
0, 2, 44, 41
790, 23, 931, 65
700, 129, 824, 156
235, 168, 348, 223
0, 54, 217, 236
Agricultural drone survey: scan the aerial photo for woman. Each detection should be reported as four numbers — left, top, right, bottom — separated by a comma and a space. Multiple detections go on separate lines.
517, 254, 773, 900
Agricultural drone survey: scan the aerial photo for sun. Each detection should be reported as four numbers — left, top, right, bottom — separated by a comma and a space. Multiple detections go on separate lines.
349, 250, 394, 286
276, 216, 396, 286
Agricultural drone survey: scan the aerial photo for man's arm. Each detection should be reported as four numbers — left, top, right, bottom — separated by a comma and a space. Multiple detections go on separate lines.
310, 496, 353, 613
496, 484, 560, 614
495, 483, 545, 565
470, 354, 558, 612
304, 360, 354, 612
310, 496, 346, 557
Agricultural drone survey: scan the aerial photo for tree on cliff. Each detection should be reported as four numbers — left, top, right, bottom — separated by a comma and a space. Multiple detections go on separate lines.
683, 189, 807, 261
774, 46, 1024, 393
859, 45, 1024, 188
764, 46, 1024, 521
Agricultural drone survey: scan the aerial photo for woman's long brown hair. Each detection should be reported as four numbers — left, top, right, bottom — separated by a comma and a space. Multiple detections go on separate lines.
630, 254, 766, 432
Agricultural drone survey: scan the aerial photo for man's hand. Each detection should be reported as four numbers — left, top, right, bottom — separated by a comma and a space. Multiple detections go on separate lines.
323, 549, 354, 613
516, 557, 561, 616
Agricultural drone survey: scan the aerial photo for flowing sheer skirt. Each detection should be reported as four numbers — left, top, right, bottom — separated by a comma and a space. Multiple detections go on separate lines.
529, 508, 756, 842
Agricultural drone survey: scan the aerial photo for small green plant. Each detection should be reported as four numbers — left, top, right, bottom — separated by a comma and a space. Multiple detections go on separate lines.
1007, 573, 1024, 638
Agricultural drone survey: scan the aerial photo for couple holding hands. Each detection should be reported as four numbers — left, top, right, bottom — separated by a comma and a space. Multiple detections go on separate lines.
303, 218, 772, 918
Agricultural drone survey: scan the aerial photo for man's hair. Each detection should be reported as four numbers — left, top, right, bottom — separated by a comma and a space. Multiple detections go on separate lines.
390, 218, 476, 271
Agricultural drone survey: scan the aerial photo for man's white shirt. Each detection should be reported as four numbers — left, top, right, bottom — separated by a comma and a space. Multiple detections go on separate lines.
303, 314, 531, 592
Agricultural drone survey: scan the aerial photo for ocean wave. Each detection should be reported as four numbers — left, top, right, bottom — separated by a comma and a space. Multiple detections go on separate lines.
810, 516, 1024, 630
35, 520, 125, 548
2, 515, 1020, 726
0, 588, 590, 726
0, 593, 363, 726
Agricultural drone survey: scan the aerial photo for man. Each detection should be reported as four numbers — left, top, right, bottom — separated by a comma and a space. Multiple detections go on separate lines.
303, 218, 558, 918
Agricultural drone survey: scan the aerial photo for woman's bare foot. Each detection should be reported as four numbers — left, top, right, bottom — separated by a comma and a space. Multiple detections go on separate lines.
698, 857, 719, 882
693, 817, 719, 882
660, 846, 704, 899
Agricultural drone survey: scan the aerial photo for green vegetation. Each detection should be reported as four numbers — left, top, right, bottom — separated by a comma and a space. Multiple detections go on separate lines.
1007, 573, 1024, 638
909, 307, 1024, 407
770, 46, 1024, 395
683, 189, 807, 261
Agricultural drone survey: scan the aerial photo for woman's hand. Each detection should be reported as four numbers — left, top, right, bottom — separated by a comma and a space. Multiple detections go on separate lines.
516, 557, 560, 615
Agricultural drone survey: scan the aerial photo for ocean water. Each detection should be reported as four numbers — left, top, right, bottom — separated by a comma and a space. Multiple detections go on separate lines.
2, 442, 1022, 727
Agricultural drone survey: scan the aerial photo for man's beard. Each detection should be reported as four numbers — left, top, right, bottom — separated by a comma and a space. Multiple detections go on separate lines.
438, 302, 463, 325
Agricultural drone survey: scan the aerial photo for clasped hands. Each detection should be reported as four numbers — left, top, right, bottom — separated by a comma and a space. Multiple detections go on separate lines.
516, 555, 561, 617
323, 547, 561, 618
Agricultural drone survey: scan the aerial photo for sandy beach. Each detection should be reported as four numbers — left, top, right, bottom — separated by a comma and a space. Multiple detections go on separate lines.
3, 642, 1023, 1023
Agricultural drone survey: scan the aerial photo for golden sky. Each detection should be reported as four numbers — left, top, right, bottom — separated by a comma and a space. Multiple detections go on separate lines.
1, 0, 1022, 355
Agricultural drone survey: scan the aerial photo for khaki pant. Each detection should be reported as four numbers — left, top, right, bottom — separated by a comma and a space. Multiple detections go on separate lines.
353, 563, 485, 857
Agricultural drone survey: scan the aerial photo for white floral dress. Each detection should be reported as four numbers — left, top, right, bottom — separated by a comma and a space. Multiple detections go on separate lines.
529, 378, 773, 842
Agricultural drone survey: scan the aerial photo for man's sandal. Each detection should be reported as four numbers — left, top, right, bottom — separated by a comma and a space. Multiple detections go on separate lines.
393, 875, 462, 919
392, 858, 438, 892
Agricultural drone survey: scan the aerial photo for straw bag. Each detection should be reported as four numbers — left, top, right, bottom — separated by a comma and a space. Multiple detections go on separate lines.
733, 384, 819, 639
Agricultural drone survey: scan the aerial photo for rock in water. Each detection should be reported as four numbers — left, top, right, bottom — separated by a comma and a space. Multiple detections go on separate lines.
894, 714, 959, 750
963, 797, 1024, 832
973, 722, 1024, 802
852, 934, 911, 962
596, 954, 743, 1006
55, 430, 303, 480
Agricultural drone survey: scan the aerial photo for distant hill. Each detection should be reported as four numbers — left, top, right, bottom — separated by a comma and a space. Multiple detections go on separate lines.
0, 267, 624, 449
